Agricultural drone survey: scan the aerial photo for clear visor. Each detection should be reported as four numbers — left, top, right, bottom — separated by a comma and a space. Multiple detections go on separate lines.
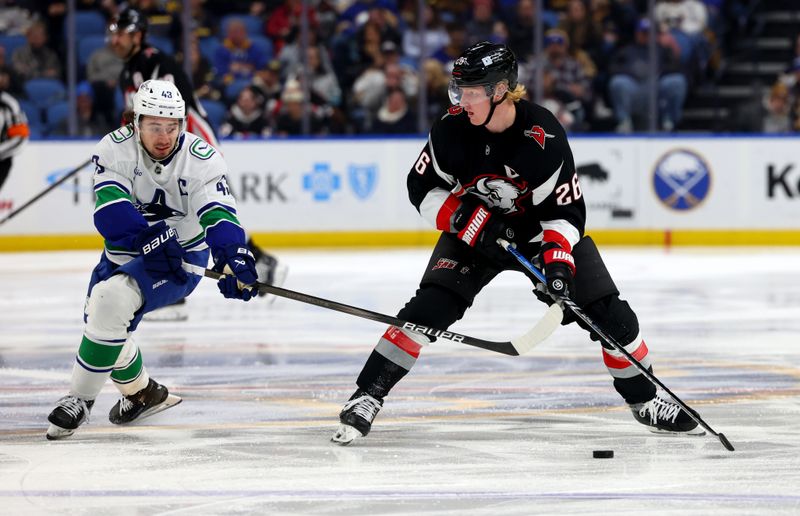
448, 80, 493, 106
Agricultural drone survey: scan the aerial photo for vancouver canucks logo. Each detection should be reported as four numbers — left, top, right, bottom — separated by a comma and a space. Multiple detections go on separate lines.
135, 189, 184, 221
464, 175, 529, 215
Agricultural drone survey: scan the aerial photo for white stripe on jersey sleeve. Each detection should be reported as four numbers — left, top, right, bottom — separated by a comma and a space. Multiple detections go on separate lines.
538, 219, 581, 249
428, 134, 456, 186
531, 160, 564, 206
419, 187, 453, 229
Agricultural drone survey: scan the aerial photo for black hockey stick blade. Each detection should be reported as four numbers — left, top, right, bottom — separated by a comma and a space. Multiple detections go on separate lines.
186, 264, 562, 356
499, 239, 735, 452
0, 159, 92, 227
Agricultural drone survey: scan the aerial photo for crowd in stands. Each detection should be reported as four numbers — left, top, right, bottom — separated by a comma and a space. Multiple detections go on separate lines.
0, 0, 780, 138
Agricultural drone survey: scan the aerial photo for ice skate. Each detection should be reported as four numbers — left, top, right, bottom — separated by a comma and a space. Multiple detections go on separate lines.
46, 396, 94, 440
631, 391, 706, 435
142, 297, 188, 322
331, 390, 383, 445
109, 379, 182, 425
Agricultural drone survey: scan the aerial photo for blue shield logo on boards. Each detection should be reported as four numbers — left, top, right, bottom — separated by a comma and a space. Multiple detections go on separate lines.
348, 164, 377, 200
652, 149, 712, 211
302, 162, 341, 201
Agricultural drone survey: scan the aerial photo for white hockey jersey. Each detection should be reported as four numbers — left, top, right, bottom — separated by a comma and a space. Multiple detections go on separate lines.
91, 126, 243, 265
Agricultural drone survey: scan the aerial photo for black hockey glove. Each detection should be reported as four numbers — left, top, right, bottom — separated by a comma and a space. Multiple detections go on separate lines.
135, 221, 188, 284
452, 198, 515, 261
537, 242, 575, 298
212, 243, 259, 301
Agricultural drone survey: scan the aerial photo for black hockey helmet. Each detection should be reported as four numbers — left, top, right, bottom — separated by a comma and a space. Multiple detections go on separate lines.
451, 41, 518, 91
109, 8, 148, 34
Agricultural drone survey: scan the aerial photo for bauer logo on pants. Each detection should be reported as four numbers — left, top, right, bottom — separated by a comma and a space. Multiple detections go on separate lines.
652, 148, 712, 211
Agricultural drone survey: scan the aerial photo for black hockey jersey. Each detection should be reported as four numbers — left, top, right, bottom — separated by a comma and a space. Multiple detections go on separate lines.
408, 99, 586, 253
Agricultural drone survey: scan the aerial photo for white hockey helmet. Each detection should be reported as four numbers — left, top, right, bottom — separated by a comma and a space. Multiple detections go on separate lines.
133, 79, 185, 121
133, 79, 185, 159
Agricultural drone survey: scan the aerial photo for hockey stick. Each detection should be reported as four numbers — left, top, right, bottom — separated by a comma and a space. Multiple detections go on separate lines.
182, 263, 563, 356
0, 158, 92, 227
499, 239, 735, 452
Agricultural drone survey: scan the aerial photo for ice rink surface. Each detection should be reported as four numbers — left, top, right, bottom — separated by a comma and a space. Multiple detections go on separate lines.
1, 247, 799, 515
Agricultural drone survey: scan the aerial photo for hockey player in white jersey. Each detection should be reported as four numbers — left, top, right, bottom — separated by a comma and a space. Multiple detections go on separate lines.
46, 80, 261, 440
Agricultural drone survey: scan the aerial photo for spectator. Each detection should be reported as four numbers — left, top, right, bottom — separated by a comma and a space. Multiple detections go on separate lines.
0, 2, 33, 35
422, 58, 450, 120
558, 0, 601, 78
655, 0, 708, 36
219, 86, 271, 139
371, 88, 417, 134
136, 0, 183, 53
53, 81, 112, 137
401, 4, 449, 59
188, 36, 221, 101
0, 46, 23, 97
655, 0, 710, 73
273, 79, 328, 136
214, 18, 270, 86
352, 60, 417, 123
431, 22, 468, 73
339, 0, 400, 26
607, 18, 688, 132
86, 45, 123, 131
763, 82, 791, 134
252, 59, 284, 108
465, 0, 497, 45
11, 21, 62, 81
507, 0, 555, 61
533, 29, 592, 129
266, 0, 319, 56
0, 70, 29, 193
297, 45, 342, 108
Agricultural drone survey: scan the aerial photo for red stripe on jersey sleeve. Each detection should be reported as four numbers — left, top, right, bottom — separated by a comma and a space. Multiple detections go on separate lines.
436, 194, 461, 231
542, 229, 572, 252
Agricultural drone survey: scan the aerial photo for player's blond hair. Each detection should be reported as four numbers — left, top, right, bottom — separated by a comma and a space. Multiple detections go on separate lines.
507, 84, 527, 103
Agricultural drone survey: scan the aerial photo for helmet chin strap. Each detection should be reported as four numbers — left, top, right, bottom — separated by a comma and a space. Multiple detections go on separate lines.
479, 91, 508, 127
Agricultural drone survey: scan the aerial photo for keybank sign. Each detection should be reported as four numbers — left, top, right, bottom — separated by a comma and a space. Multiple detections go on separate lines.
302, 162, 378, 202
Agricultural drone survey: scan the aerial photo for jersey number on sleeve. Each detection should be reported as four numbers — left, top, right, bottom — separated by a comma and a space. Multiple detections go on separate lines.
92, 155, 105, 174
555, 173, 582, 206
216, 175, 231, 196
414, 151, 431, 175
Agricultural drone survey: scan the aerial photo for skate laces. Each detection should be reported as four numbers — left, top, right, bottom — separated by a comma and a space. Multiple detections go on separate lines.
345, 395, 382, 422
57, 396, 86, 419
639, 394, 681, 424
118, 396, 134, 414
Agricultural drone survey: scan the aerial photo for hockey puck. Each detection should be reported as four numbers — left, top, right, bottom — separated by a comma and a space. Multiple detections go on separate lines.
593, 450, 614, 459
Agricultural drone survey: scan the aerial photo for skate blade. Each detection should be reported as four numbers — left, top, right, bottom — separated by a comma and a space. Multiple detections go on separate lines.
46, 424, 76, 441
648, 426, 707, 436
330, 424, 363, 446
130, 394, 183, 423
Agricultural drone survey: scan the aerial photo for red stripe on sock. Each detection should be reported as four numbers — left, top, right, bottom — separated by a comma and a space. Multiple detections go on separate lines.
602, 340, 649, 369
383, 326, 422, 358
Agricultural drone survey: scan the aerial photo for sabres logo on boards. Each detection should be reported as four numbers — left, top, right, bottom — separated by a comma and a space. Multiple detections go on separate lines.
652, 148, 712, 211
523, 125, 555, 150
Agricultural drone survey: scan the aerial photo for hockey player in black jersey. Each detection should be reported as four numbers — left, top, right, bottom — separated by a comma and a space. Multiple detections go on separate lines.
107, 8, 285, 317
332, 41, 704, 445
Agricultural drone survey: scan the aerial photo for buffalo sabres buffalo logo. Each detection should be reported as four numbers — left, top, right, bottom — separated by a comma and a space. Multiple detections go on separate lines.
466, 176, 529, 214
523, 125, 555, 149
